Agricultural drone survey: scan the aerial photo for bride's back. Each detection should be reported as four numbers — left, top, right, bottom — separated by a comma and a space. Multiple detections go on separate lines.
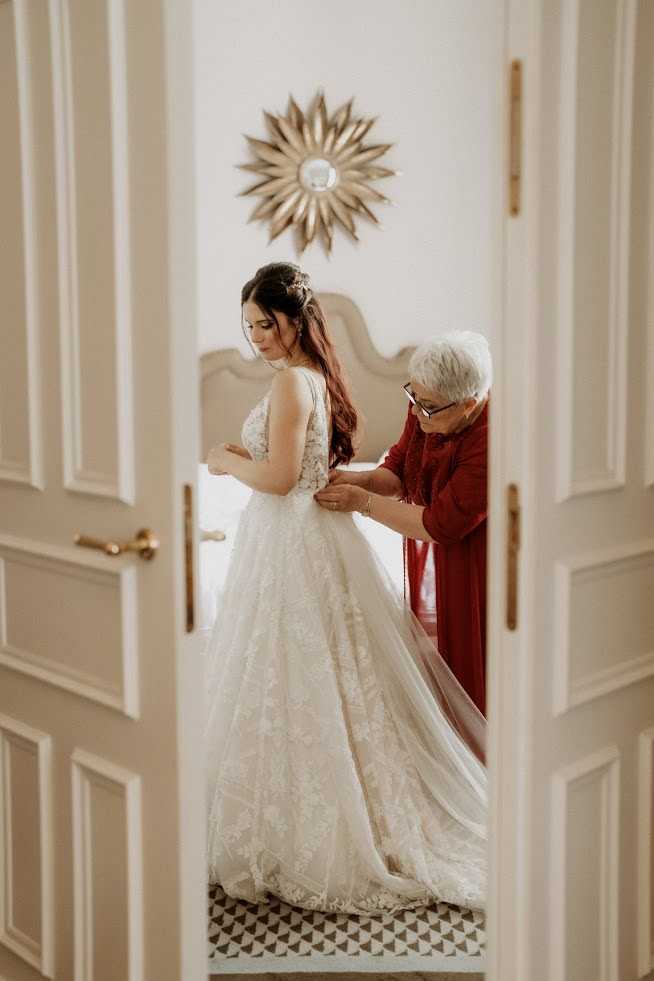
241, 366, 331, 493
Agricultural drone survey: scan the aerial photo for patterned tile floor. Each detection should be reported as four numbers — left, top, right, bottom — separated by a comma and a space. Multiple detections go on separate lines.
208, 884, 486, 974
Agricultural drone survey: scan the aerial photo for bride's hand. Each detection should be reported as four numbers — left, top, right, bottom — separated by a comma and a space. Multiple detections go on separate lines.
207, 442, 237, 475
314, 483, 368, 513
226, 443, 252, 461
207, 442, 252, 475
207, 443, 227, 475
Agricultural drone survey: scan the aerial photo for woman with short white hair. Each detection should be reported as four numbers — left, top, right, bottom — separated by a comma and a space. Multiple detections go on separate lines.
316, 330, 491, 715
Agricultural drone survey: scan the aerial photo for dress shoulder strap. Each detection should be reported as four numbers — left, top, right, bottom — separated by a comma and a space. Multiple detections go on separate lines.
294, 365, 325, 406
295, 366, 332, 451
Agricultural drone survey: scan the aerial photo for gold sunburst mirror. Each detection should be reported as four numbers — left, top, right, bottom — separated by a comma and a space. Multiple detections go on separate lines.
238, 92, 399, 255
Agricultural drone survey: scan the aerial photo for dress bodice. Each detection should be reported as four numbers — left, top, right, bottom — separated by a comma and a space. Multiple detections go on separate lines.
241, 366, 330, 492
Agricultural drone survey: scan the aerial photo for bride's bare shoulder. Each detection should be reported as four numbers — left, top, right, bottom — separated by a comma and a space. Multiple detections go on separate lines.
269, 366, 314, 405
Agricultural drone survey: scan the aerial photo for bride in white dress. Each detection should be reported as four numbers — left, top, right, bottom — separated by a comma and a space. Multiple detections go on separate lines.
205, 262, 487, 914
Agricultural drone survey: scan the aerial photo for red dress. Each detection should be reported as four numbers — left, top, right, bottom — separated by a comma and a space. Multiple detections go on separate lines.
381, 402, 488, 716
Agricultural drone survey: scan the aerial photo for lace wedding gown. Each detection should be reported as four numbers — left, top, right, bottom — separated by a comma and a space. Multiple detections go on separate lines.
205, 366, 487, 914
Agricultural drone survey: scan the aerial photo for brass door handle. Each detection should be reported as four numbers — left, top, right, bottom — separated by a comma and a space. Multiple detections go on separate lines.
74, 527, 159, 560
509, 60, 522, 217
506, 484, 520, 630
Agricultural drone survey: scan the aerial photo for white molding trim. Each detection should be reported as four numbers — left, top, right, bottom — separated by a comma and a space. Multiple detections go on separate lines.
71, 749, 143, 981
554, 0, 578, 504
638, 727, 654, 978
553, 539, 654, 715
0, 0, 44, 490
550, 746, 620, 981
49, 0, 135, 503
106, 0, 134, 504
645, 58, 654, 490
0, 714, 54, 977
0, 533, 140, 718
556, 0, 636, 502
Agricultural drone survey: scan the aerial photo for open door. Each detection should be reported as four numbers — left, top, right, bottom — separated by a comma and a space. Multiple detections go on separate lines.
0, 1, 204, 979
488, 1, 654, 979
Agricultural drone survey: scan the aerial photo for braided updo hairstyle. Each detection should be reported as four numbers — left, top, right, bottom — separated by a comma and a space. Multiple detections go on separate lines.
241, 262, 358, 467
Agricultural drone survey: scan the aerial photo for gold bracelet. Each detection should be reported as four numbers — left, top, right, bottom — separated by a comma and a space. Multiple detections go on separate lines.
361, 493, 372, 517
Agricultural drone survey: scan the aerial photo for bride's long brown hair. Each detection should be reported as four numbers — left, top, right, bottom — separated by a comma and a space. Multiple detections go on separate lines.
241, 262, 358, 467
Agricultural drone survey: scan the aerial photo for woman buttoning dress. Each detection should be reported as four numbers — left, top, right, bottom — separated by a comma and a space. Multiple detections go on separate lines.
205, 262, 487, 915
320, 332, 490, 716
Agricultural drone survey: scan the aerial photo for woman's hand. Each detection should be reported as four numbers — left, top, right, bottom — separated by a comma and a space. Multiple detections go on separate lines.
207, 442, 247, 476
314, 483, 368, 513
328, 468, 370, 488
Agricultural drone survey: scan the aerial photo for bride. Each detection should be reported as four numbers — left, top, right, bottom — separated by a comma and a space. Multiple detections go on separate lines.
204, 262, 487, 914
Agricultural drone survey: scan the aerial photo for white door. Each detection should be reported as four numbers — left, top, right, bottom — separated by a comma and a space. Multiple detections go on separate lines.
488, 1, 654, 979
0, 2, 204, 979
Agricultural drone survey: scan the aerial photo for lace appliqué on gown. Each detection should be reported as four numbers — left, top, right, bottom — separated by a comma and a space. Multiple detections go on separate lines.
205, 366, 487, 914
240, 369, 329, 491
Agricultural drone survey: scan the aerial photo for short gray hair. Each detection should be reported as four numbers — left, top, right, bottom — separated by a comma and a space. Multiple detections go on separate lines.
408, 331, 492, 402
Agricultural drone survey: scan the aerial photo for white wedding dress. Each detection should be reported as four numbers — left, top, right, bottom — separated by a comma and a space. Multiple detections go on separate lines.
205, 366, 487, 914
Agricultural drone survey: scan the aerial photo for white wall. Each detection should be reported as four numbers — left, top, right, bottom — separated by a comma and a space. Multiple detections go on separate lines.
194, 0, 500, 357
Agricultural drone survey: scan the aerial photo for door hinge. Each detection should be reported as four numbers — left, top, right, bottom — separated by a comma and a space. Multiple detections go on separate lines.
506, 483, 520, 630
509, 60, 522, 216
184, 483, 195, 633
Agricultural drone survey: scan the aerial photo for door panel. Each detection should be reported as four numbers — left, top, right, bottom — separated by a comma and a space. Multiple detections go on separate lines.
0, 1, 203, 979
490, 2, 654, 979
0, 715, 53, 977
0, 0, 43, 490
70, 750, 141, 981
0, 536, 138, 716
50, 0, 134, 502
556, 0, 633, 501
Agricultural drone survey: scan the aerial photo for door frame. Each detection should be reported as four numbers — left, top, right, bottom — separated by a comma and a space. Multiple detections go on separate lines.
163, 0, 521, 977
163, 0, 206, 977
486, 2, 542, 979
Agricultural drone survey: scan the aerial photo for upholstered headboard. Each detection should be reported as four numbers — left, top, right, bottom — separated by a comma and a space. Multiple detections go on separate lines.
200, 292, 414, 463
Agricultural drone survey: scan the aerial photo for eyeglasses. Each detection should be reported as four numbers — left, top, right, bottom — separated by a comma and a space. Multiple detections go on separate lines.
403, 383, 456, 419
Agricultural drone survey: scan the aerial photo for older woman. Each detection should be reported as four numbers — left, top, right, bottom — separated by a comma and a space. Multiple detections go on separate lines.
315, 331, 490, 716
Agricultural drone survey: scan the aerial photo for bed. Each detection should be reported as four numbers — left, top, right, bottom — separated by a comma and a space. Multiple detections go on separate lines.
198, 292, 414, 630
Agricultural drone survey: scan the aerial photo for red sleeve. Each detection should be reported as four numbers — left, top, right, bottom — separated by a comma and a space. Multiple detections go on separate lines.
379, 407, 413, 483
421, 432, 488, 545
